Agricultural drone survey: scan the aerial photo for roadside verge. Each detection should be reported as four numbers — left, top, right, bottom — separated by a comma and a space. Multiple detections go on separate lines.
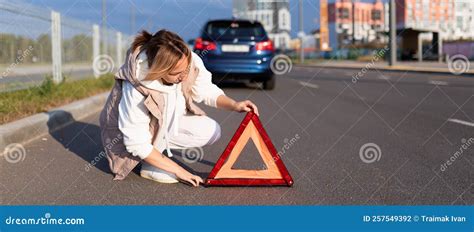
0, 92, 109, 152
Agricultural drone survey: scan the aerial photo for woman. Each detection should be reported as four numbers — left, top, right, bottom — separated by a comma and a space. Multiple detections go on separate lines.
99, 29, 258, 187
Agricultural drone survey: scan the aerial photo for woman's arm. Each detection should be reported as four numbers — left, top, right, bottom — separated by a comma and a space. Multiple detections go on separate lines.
141, 97, 256, 188
216, 94, 259, 116
118, 82, 155, 159
190, 53, 259, 115
144, 149, 203, 187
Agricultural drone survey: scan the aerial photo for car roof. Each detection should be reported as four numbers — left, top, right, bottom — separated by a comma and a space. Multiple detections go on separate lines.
205, 19, 263, 26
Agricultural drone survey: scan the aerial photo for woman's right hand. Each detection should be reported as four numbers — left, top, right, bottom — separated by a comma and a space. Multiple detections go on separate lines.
176, 170, 203, 187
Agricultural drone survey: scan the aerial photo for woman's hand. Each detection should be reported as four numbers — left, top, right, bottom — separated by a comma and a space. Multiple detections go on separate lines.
144, 149, 204, 187
232, 100, 259, 116
216, 95, 259, 116
176, 170, 203, 187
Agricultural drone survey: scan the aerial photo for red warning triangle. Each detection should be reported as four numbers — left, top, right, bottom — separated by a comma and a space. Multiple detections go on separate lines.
205, 112, 293, 186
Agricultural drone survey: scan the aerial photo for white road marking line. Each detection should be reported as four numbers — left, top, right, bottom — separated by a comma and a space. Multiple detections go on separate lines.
429, 80, 448, 86
299, 81, 319, 89
343, 71, 354, 76
447, 118, 474, 127
378, 75, 391, 80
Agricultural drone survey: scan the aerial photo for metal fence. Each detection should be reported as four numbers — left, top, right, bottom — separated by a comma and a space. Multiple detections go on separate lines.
0, 0, 132, 92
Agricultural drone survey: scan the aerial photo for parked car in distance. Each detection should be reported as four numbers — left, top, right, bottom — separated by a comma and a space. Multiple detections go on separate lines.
193, 19, 276, 90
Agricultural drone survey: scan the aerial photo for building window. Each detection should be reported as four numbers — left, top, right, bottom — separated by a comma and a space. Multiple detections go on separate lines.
457, 16, 463, 29
372, 10, 382, 20
339, 8, 350, 19
278, 8, 290, 31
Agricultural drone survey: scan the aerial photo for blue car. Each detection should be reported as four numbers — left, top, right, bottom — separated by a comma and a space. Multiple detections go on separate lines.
193, 19, 276, 90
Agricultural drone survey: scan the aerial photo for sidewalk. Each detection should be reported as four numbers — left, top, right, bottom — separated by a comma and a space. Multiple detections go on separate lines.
0, 92, 109, 151
297, 60, 474, 75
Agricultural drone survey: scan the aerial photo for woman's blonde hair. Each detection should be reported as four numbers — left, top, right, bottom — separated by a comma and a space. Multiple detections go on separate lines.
131, 29, 191, 81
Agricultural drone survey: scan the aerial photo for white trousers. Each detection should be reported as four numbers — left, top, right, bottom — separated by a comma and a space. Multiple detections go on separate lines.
167, 113, 221, 150
141, 114, 220, 172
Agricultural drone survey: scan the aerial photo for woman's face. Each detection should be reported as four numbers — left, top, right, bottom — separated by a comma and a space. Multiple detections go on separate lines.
161, 56, 189, 85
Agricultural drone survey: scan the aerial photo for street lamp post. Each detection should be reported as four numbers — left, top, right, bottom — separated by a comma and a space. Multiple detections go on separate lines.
388, 0, 397, 66
102, 0, 107, 55
299, 0, 304, 63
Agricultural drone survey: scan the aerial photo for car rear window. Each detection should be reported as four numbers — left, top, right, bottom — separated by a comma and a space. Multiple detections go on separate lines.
203, 21, 267, 40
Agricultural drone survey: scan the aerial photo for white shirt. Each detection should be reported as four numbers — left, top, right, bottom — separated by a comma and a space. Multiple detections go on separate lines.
118, 52, 224, 159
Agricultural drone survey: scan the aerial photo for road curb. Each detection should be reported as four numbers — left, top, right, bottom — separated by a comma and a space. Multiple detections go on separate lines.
0, 92, 109, 153
296, 64, 474, 76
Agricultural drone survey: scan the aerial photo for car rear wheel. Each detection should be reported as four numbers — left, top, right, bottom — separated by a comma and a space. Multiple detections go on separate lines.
262, 75, 275, 90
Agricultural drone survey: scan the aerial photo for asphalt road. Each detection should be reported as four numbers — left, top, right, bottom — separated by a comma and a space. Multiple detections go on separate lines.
0, 67, 93, 92
1, 66, 473, 205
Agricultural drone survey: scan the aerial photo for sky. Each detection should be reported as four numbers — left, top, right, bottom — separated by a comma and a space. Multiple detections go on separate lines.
23, 0, 323, 41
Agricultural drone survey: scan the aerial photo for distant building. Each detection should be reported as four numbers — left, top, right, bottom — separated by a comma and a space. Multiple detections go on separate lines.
324, 0, 473, 60
328, 0, 388, 49
391, 0, 474, 41
318, 0, 331, 51
290, 35, 317, 54
232, 0, 291, 49
394, 0, 474, 60
449, 0, 474, 40
395, 0, 454, 33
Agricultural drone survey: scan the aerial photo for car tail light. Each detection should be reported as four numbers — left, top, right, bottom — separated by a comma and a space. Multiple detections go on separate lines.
194, 37, 217, 50
256, 40, 274, 51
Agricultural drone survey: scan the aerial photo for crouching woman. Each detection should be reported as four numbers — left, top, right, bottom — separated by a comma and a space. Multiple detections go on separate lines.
99, 29, 258, 187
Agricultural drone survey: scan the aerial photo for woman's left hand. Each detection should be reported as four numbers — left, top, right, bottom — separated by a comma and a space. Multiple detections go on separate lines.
233, 100, 259, 116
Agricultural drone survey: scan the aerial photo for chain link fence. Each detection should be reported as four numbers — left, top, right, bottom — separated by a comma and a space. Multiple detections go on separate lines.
0, 0, 132, 93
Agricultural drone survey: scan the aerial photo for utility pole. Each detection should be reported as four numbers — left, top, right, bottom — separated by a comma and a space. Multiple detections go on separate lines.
352, 0, 356, 44
299, 0, 304, 63
102, 0, 107, 55
388, 0, 396, 66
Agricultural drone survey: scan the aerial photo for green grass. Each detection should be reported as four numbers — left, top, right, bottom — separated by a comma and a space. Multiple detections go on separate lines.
0, 74, 114, 124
